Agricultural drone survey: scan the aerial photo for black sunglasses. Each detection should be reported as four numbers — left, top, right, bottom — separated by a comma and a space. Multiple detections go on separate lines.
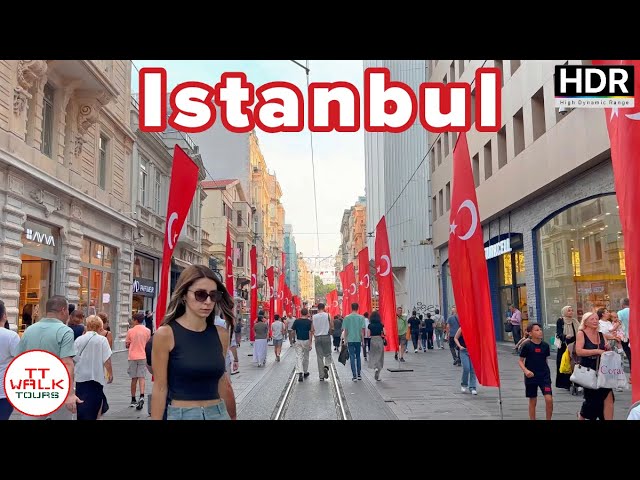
189, 289, 224, 303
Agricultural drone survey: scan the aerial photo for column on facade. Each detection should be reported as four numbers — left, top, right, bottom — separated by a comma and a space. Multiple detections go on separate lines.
60, 200, 84, 306
119, 224, 135, 341
0, 178, 27, 327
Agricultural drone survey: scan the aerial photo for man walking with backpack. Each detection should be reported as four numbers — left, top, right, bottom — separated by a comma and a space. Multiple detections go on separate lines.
433, 309, 445, 349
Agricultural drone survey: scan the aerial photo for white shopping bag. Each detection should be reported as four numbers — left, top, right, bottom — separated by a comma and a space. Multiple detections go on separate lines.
597, 351, 625, 389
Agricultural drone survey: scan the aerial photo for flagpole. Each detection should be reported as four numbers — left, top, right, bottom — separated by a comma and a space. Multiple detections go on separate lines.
497, 385, 504, 420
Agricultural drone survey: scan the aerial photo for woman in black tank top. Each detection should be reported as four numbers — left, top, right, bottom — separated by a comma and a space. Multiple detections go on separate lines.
575, 312, 615, 420
150, 265, 237, 420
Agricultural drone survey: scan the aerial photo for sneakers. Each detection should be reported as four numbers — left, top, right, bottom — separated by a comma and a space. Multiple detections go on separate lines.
461, 386, 469, 393
136, 397, 145, 411
374, 368, 380, 381
400, 358, 406, 362
357, 374, 362, 381
298, 373, 304, 382
324, 366, 329, 379
303, 372, 310, 378
129, 400, 137, 408
470, 388, 478, 395
414, 349, 418, 353
352, 377, 357, 382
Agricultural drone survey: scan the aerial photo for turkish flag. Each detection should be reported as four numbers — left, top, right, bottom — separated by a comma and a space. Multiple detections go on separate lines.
250, 245, 257, 342
267, 266, 275, 336
339, 270, 348, 316
448, 132, 500, 387
285, 283, 292, 317
593, 59, 640, 401
293, 296, 301, 317
277, 272, 285, 317
358, 247, 372, 315
326, 290, 337, 317
225, 223, 234, 298
345, 263, 356, 314
156, 145, 200, 329
375, 216, 398, 352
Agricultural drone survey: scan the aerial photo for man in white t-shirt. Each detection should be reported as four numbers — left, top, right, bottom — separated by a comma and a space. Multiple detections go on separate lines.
628, 401, 640, 420
312, 303, 333, 381
0, 300, 20, 420
271, 315, 285, 361
286, 315, 296, 344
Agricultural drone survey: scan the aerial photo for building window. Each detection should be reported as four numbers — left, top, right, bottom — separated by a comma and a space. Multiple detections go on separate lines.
438, 189, 444, 217
457, 59, 465, 78
445, 182, 451, 211
484, 140, 493, 180
531, 86, 546, 142
237, 242, 244, 267
79, 238, 117, 329
510, 60, 521, 75
449, 63, 455, 83
494, 60, 504, 87
537, 194, 626, 344
430, 148, 436, 173
497, 126, 507, 169
139, 157, 148, 206
432, 196, 437, 220
472, 153, 480, 187
98, 135, 108, 190
155, 170, 162, 213
40, 83, 54, 158
513, 108, 525, 157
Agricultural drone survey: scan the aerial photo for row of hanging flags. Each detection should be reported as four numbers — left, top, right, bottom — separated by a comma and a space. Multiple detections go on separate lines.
154, 60, 639, 402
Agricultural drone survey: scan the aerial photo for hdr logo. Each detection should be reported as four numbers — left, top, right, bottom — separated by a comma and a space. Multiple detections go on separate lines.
555, 64, 635, 109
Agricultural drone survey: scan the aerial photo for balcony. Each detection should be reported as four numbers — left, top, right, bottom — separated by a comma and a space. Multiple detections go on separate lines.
47, 60, 119, 100
201, 229, 213, 250
177, 222, 200, 250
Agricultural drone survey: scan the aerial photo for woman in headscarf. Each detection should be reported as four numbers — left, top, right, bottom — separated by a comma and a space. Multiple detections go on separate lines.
555, 305, 580, 390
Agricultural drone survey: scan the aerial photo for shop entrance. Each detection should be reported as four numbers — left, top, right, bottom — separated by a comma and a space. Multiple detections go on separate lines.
497, 245, 528, 341
18, 255, 53, 333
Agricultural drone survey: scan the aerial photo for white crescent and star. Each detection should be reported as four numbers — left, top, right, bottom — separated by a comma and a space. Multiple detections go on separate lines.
377, 255, 391, 277
250, 274, 257, 289
363, 274, 370, 289
333, 300, 339, 307
226, 256, 234, 277
449, 199, 478, 241
349, 283, 357, 295
167, 212, 179, 249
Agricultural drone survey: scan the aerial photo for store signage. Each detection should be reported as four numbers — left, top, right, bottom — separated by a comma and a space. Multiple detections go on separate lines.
132, 278, 156, 297
485, 238, 511, 260
24, 228, 55, 246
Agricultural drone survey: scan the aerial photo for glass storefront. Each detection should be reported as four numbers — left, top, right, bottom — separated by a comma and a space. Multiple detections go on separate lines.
132, 253, 157, 315
537, 194, 626, 344
18, 219, 60, 334
497, 243, 529, 341
79, 238, 117, 323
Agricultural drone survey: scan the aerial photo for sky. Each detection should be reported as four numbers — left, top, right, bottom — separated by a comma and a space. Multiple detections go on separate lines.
131, 60, 365, 277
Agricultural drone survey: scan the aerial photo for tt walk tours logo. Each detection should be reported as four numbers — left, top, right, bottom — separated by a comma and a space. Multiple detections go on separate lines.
3, 350, 71, 417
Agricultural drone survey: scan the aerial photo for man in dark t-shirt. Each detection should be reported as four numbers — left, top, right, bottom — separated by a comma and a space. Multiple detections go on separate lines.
292, 308, 313, 381
408, 312, 421, 352
423, 313, 435, 350
518, 323, 553, 420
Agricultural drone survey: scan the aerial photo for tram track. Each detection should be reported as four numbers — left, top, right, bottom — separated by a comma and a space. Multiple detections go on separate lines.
272, 362, 349, 420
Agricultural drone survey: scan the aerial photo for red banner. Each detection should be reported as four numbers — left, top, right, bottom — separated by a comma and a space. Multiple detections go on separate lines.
593, 59, 640, 401
448, 132, 500, 387
375, 216, 398, 352
225, 223, 234, 298
345, 263, 356, 314
358, 247, 372, 315
327, 290, 339, 317
293, 296, 301, 317
250, 245, 257, 341
267, 266, 275, 336
339, 270, 348, 316
284, 283, 292, 317
277, 272, 284, 317
156, 145, 200, 329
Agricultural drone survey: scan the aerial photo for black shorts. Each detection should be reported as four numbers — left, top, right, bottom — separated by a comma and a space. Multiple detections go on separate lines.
525, 382, 552, 398
580, 388, 614, 420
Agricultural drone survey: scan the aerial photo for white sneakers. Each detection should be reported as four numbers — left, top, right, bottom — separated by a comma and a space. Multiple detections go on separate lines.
461, 386, 478, 395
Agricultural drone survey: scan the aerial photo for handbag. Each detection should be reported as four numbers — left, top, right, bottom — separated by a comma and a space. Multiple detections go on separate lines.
338, 343, 349, 365
504, 321, 513, 333
570, 350, 601, 390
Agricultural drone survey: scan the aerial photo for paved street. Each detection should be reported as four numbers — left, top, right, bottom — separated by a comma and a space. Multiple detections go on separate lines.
8, 336, 633, 420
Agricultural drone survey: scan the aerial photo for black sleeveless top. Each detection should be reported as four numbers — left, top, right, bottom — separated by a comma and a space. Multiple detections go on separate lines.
168, 321, 225, 401
579, 331, 605, 370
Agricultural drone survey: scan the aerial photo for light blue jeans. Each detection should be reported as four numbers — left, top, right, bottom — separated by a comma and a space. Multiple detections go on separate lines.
167, 401, 230, 420
460, 349, 477, 389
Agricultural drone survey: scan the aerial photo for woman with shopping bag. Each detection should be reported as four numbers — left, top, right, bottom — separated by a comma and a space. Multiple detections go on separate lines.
574, 312, 615, 420
555, 306, 579, 391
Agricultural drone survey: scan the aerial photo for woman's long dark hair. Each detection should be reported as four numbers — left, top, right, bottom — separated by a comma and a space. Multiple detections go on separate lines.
370, 310, 382, 324
161, 264, 235, 331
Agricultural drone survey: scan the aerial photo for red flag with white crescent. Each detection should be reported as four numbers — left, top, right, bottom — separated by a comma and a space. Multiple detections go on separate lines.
375, 216, 398, 352
225, 223, 234, 298
358, 247, 372, 315
250, 245, 257, 341
267, 266, 275, 336
448, 132, 500, 387
345, 263, 356, 313
339, 270, 348, 316
593, 59, 640, 401
156, 145, 199, 329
